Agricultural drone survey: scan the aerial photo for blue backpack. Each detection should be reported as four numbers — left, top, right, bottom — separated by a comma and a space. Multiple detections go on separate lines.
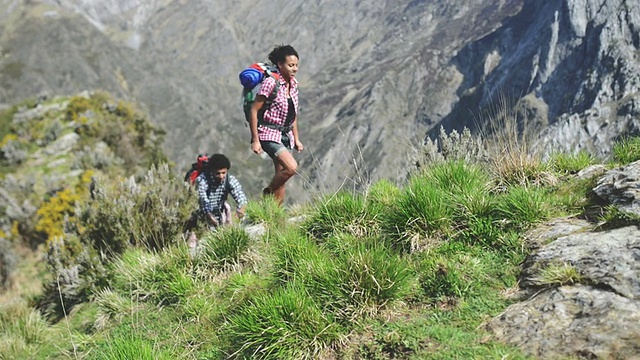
239, 62, 281, 123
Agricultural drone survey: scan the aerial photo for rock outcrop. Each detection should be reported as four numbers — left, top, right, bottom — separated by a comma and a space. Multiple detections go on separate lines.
485, 163, 640, 359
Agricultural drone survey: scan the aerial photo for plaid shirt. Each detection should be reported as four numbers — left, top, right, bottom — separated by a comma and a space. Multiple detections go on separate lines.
258, 75, 298, 147
195, 173, 247, 223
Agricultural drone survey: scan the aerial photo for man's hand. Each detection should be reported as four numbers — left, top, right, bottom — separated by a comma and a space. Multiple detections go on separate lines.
206, 213, 219, 227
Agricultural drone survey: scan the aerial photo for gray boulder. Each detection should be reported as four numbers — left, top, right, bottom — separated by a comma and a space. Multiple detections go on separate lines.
486, 161, 640, 358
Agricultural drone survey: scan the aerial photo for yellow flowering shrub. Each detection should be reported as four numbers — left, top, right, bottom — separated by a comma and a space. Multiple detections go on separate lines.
35, 170, 94, 243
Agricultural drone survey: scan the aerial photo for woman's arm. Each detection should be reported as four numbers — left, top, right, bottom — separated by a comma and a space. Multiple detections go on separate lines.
250, 95, 266, 154
292, 115, 304, 152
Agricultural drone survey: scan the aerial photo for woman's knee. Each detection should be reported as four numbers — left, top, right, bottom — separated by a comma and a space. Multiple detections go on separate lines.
276, 154, 298, 176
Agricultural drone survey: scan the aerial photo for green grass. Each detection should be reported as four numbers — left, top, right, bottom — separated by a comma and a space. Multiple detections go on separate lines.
245, 196, 287, 227
548, 150, 597, 175
197, 225, 253, 269
529, 262, 584, 288
2, 147, 605, 360
225, 283, 342, 359
612, 135, 640, 164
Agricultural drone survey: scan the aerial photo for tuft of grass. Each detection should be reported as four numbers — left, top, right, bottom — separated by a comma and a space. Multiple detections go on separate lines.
245, 196, 287, 227
225, 283, 342, 360
479, 95, 553, 188
385, 163, 484, 251
598, 205, 640, 229
304, 190, 380, 239
109, 247, 193, 306
548, 150, 597, 175
86, 332, 175, 360
197, 225, 252, 269
496, 186, 550, 231
547, 176, 599, 216
0, 302, 52, 359
530, 262, 584, 287
612, 135, 640, 165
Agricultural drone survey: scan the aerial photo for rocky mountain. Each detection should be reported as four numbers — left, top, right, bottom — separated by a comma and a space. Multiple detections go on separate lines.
0, 0, 638, 203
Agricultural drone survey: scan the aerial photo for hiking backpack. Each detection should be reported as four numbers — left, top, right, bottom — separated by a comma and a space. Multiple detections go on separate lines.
184, 153, 209, 185
239, 62, 280, 123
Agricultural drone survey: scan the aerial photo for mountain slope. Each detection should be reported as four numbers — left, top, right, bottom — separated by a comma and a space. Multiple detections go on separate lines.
1, 0, 638, 203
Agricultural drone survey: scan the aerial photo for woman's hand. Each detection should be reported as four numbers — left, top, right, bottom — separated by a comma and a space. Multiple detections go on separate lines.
294, 140, 304, 153
251, 141, 263, 155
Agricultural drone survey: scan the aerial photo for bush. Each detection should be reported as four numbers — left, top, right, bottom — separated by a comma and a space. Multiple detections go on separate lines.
414, 126, 487, 171
0, 237, 17, 289
77, 164, 196, 254
35, 170, 93, 243
38, 234, 108, 319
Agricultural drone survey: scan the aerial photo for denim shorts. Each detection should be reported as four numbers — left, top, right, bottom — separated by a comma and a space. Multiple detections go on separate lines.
260, 134, 292, 159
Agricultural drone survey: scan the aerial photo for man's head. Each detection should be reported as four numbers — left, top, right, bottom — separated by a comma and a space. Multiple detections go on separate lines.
206, 154, 231, 183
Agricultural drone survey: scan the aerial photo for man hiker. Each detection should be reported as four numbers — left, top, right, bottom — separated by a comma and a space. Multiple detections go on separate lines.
186, 153, 247, 248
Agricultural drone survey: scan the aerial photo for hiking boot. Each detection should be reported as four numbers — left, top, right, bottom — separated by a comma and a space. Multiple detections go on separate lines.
262, 187, 273, 197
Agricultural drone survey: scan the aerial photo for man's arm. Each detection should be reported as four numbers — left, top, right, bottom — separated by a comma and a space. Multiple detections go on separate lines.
196, 176, 218, 226
227, 175, 247, 219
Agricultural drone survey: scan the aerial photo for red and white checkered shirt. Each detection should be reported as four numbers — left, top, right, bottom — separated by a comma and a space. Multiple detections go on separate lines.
257, 75, 298, 146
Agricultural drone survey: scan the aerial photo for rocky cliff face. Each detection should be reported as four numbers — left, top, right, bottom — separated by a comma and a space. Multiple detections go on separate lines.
1, 0, 639, 202
440, 0, 640, 159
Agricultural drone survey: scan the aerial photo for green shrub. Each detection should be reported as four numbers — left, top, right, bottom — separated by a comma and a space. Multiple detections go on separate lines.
0, 237, 17, 289
35, 170, 93, 243
415, 126, 487, 170
77, 164, 196, 254
612, 135, 640, 164
38, 233, 108, 319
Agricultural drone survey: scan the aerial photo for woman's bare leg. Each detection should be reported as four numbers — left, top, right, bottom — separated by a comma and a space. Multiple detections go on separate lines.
266, 151, 298, 205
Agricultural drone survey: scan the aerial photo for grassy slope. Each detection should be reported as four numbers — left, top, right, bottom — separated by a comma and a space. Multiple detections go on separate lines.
4, 99, 640, 359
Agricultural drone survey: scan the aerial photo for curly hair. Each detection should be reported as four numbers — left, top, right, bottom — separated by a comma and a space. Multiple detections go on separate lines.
207, 153, 231, 170
268, 44, 299, 66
